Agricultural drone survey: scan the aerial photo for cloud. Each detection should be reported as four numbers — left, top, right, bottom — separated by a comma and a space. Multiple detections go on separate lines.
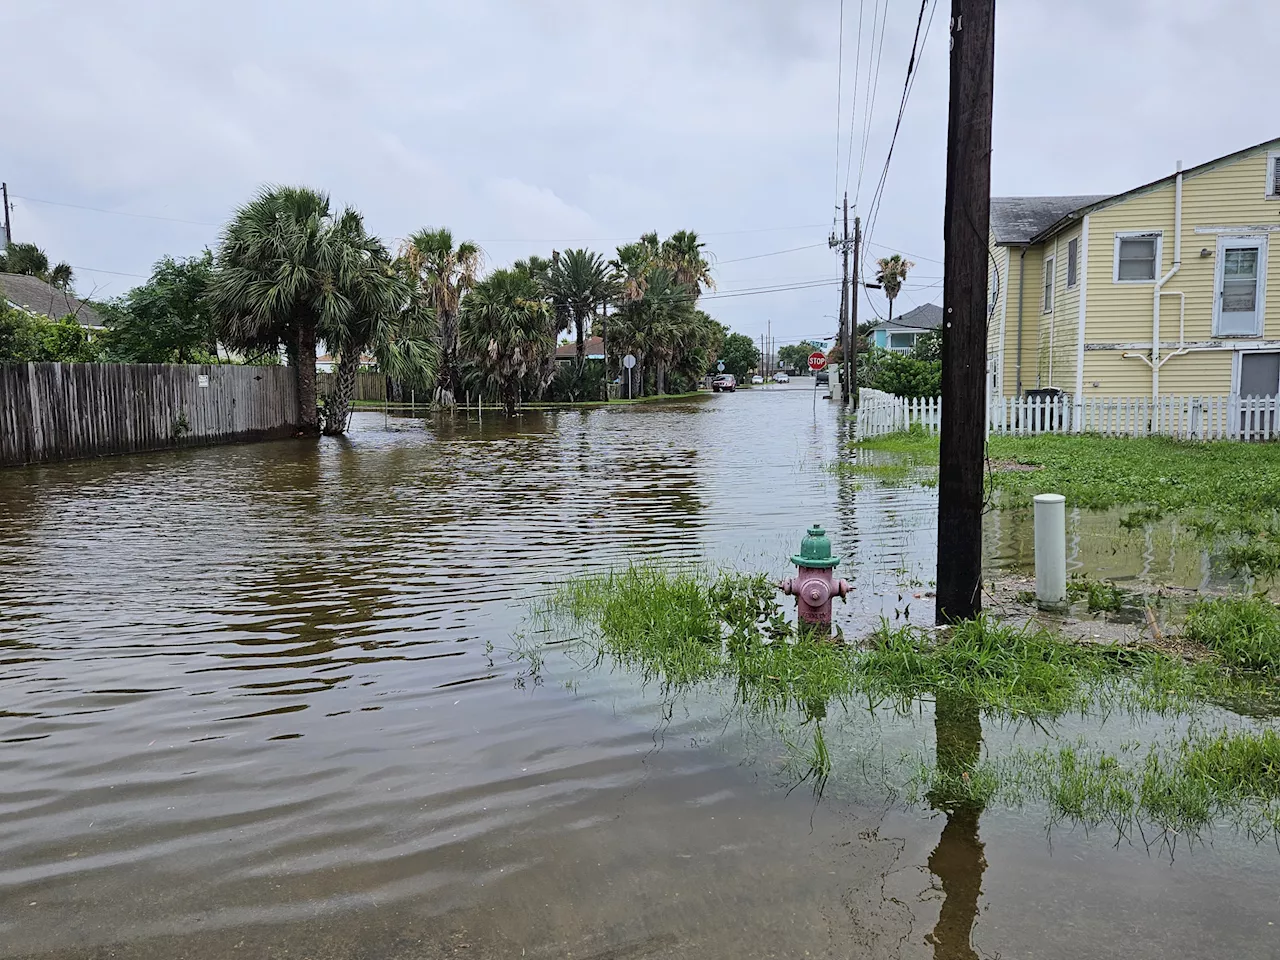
0, 0, 1276, 341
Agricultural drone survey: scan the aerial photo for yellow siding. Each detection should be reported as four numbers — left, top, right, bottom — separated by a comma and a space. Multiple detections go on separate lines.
1079, 143, 1280, 396
986, 233, 1009, 395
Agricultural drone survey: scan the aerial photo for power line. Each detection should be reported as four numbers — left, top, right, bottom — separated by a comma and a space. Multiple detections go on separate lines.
840, 0, 867, 196
854, 0, 890, 207
866, 239, 943, 265
715, 242, 829, 265
833, 0, 845, 205
862, 0, 939, 257
11, 195, 221, 227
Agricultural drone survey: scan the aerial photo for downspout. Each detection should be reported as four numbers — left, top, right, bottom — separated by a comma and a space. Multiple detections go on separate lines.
1152, 162, 1184, 402
1015, 246, 1027, 395
1048, 235, 1059, 386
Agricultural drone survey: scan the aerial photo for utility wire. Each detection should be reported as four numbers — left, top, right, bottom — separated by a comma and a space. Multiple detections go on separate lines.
840, 0, 867, 195
853, 0, 891, 207
862, 0, 938, 257
716, 242, 828, 265
833, 0, 845, 206
12, 195, 221, 227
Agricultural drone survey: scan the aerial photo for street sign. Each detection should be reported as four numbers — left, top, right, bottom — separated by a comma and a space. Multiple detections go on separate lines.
807, 351, 828, 371
716, 360, 725, 372
623, 354, 637, 369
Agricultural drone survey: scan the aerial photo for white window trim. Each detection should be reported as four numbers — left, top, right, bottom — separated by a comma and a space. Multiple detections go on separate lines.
1213, 234, 1268, 339
1267, 151, 1280, 200
1042, 255, 1055, 313
1231, 348, 1280, 398
1112, 230, 1163, 284
1066, 237, 1079, 289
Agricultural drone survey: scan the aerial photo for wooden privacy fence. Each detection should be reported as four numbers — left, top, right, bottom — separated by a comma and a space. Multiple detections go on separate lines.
0, 363, 299, 467
316, 370, 387, 402
855, 387, 1280, 442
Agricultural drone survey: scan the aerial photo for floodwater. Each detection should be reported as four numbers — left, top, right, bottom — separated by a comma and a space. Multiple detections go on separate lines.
0, 386, 1277, 959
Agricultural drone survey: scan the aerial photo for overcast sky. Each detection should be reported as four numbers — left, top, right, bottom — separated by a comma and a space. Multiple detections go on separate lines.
3, 0, 1276, 347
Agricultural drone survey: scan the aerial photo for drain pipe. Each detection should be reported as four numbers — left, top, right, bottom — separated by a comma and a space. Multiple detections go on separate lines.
1014, 246, 1027, 395
1123, 162, 1186, 405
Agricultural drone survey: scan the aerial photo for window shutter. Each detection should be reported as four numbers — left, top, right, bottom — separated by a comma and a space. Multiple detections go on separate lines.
1272, 156, 1280, 198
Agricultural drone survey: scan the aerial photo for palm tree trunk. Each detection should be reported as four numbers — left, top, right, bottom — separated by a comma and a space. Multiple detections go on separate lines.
575, 310, 586, 367
322, 346, 360, 436
295, 321, 320, 436
436, 309, 459, 409
656, 359, 666, 396
888, 298, 894, 327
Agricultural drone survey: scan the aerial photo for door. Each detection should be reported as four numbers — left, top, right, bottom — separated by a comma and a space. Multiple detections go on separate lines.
1238, 351, 1280, 438
1215, 237, 1266, 337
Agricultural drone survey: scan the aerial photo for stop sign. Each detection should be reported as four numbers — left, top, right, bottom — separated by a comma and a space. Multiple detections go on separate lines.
807, 351, 827, 371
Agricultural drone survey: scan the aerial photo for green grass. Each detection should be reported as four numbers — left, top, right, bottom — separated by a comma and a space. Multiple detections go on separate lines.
1067, 575, 1126, 613
531, 565, 1241, 721
1184, 596, 1280, 673
912, 727, 1280, 840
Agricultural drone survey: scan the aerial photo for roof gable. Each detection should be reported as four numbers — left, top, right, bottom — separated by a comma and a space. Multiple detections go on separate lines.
990, 196, 1110, 245
0, 273, 104, 328
870, 302, 942, 331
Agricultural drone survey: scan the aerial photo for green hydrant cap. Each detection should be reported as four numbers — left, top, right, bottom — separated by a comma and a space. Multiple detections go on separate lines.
791, 523, 841, 569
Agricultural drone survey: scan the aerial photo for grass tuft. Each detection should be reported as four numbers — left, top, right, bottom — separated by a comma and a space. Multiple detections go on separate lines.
1183, 595, 1280, 674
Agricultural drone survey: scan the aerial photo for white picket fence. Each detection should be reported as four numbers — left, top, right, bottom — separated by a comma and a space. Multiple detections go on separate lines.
855, 387, 1280, 442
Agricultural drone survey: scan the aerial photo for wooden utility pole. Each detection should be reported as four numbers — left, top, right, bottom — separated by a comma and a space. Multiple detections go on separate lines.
850, 215, 861, 408
2, 183, 11, 247
840, 195, 851, 405
935, 0, 996, 624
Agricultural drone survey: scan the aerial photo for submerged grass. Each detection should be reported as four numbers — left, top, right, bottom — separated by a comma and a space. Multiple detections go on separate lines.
532, 565, 1250, 722
1066, 574, 1126, 613
911, 726, 1280, 841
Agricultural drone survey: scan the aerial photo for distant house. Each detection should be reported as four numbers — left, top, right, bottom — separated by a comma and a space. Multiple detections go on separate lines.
316, 352, 376, 373
869, 303, 942, 354
0, 273, 104, 329
987, 135, 1280, 402
554, 336, 605, 363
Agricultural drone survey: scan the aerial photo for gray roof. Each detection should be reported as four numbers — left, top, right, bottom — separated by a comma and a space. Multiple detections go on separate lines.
990, 195, 1110, 245
870, 302, 942, 332
0, 273, 104, 328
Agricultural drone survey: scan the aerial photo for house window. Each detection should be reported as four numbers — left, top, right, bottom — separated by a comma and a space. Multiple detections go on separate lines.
1114, 232, 1161, 282
1214, 236, 1267, 337
888, 332, 916, 354
1042, 256, 1054, 313
1066, 237, 1079, 287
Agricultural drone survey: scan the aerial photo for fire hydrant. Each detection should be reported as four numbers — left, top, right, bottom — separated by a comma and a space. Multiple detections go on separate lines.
780, 523, 852, 634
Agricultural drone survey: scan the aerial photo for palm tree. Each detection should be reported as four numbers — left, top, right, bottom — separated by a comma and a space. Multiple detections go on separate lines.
612, 235, 660, 302
314, 210, 433, 435
874, 254, 915, 325
1, 242, 74, 289
660, 230, 715, 295
400, 228, 482, 409
209, 185, 372, 436
549, 249, 615, 366
459, 267, 557, 415
610, 266, 699, 396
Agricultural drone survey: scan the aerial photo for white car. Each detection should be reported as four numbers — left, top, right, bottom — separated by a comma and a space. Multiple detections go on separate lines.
773, 373, 790, 384
750, 375, 764, 384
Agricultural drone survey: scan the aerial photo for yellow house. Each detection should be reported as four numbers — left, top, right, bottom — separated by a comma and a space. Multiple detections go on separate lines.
987, 136, 1280, 405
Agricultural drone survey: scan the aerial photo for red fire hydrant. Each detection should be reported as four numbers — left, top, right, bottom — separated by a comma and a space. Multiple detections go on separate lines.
780, 524, 852, 634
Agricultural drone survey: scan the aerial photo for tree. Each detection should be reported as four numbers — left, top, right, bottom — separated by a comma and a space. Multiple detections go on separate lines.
717, 332, 760, 379
659, 230, 715, 294
548, 249, 614, 366
102, 251, 217, 363
778, 340, 824, 372
874, 254, 915, 325
0, 242, 75, 290
459, 267, 557, 415
209, 185, 368, 436
868, 348, 941, 398
0, 304, 99, 362
313, 213, 428, 435
400, 227, 481, 409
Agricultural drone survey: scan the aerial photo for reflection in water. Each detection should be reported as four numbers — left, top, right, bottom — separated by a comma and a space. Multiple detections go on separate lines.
926, 693, 986, 960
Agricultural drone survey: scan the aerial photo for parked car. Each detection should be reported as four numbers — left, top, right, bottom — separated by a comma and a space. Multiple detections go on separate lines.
711, 375, 737, 393
773, 373, 790, 384
750, 375, 764, 384
815, 370, 829, 385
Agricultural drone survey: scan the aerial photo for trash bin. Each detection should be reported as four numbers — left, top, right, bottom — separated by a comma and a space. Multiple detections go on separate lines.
1023, 388, 1064, 431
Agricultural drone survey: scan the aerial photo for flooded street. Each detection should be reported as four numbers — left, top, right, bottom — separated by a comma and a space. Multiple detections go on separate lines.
2, 387, 1278, 959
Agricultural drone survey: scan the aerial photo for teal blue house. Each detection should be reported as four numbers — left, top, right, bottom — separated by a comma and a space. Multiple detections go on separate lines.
869, 303, 942, 353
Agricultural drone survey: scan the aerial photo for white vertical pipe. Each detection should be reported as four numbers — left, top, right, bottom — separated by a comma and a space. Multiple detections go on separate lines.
1034, 493, 1067, 609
